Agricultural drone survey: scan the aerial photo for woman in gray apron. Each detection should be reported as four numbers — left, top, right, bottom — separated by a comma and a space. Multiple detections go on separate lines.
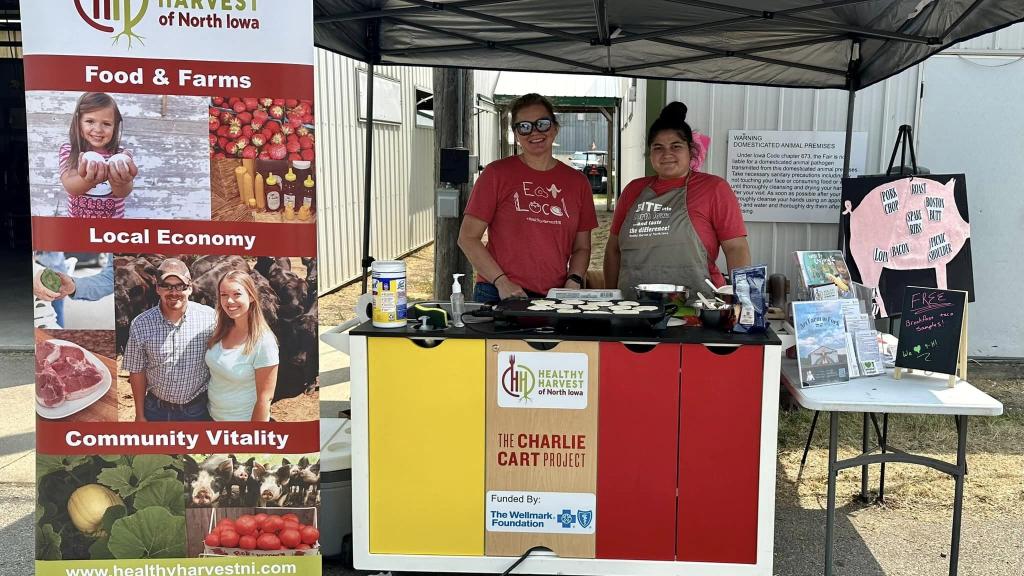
604, 102, 751, 301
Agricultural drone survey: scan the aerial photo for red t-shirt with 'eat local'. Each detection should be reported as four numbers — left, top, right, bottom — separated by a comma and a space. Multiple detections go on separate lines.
465, 156, 598, 294
611, 172, 747, 286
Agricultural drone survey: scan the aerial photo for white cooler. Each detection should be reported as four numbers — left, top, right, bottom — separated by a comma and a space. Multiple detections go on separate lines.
319, 416, 352, 559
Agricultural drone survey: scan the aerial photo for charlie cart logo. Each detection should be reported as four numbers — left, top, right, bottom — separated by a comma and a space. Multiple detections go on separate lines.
76, 0, 149, 47
501, 354, 536, 402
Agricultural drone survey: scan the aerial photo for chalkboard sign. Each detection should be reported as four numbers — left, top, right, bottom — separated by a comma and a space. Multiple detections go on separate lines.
895, 286, 968, 384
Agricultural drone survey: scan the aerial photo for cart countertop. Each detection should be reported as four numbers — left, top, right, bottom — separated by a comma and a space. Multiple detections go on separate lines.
350, 320, 782, 346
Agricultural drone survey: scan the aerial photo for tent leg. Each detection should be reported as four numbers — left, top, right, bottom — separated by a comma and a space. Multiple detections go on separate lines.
842, 86, 855, 179
838, 85, 856, 251
360, 61, 376, 295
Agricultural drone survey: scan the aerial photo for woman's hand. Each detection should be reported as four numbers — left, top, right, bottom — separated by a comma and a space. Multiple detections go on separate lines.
495, 275, 527, 300
77, 157, 108, 186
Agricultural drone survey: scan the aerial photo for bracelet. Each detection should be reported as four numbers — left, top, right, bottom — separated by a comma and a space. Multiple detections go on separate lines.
493, 273, 507, 284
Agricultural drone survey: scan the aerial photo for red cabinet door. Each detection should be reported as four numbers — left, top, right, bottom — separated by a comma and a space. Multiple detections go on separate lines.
596, 342, 680, 560
678, 344, 763, 564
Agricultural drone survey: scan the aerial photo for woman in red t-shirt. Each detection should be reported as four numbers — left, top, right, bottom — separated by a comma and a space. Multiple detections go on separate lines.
604, 102, 751, 300
459, 93, 598, 303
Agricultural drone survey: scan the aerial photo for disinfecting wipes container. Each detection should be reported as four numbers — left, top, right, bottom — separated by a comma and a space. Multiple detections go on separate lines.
371, 260, 407, 328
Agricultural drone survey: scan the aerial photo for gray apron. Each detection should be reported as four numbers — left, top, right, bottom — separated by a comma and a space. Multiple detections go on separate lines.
618, 176, 711, 301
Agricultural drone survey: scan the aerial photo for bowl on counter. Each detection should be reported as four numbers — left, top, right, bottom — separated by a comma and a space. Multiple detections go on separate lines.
634, 284, 690, 307
694, 301, 736, 330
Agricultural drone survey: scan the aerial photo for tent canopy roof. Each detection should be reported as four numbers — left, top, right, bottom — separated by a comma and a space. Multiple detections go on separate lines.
314, 0, 1024, 90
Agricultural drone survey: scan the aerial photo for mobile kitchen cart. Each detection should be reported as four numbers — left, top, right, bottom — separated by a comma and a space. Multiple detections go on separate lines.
342, 321, 781, 575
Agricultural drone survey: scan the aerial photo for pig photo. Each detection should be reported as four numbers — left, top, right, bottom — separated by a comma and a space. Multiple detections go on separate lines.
184, 453, 320, 509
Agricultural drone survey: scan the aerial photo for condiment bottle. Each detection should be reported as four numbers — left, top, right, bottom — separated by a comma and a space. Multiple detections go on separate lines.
302, 175, 316, 212
283, 167, 298, 209
265, 172, 282, 212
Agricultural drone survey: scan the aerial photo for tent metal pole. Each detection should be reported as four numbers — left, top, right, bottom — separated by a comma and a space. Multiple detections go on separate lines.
842, 86, 855, 179
839, 87, 855, 246
360, 60, 377, 295
840, 40, 860, 251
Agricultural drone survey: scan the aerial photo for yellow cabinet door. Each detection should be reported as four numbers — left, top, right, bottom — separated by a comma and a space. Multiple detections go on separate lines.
368, 337, 485, 555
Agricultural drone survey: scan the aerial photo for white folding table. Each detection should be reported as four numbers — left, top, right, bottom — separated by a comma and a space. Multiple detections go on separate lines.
780, 360, 1003, 576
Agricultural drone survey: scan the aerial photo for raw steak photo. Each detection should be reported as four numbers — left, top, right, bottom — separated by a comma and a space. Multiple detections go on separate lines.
35, 340, 104, 407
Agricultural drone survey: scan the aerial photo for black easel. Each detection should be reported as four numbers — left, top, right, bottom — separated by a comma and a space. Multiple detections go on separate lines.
885, 124, 919, 177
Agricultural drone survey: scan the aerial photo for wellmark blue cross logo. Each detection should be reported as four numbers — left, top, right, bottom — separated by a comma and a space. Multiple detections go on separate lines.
557, 509, 576, 529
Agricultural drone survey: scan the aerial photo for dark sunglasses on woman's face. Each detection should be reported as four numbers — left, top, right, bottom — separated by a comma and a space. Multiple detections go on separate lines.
514, 117, 554, 136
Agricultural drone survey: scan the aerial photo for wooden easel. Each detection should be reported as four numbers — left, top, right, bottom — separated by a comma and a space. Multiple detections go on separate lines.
894, 303, 969, 387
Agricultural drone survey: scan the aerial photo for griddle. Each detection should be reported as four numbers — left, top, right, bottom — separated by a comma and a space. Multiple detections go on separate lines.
492, 298, 675, 330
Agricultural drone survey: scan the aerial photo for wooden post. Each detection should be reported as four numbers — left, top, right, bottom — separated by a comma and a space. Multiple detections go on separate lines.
433, 68, 475, 299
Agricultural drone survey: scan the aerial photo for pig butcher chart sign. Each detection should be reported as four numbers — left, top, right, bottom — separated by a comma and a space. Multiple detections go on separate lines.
841, 175, 974, 317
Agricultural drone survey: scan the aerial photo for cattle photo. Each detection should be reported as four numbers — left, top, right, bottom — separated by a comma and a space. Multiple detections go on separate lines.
114, 254, 318, 422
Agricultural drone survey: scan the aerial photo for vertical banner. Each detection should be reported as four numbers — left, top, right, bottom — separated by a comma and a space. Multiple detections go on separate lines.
22, 2, 320, 572
485, 340, 599, 558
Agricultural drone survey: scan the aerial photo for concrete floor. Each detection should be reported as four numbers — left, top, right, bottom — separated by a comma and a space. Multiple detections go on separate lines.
0, 248, 33, 351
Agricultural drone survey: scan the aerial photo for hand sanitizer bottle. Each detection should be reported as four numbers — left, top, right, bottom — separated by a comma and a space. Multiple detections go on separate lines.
450, 273, 466, 328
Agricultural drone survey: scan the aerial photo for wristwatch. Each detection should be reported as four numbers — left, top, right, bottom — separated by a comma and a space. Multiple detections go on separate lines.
566, 273, 584, 287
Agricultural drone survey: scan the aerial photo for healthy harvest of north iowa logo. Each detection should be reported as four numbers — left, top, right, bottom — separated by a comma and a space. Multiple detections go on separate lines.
501, 354, 536, 402
76, 0, 149, 48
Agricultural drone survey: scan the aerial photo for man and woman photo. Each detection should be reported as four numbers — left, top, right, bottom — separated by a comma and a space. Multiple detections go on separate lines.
123, 258, 280, 422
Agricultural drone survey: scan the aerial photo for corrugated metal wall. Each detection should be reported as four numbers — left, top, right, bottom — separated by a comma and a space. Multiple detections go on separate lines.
1, 31, 21, 59
474, 70, 501, 170
619, 78, 647, 191
314, 50, 435, 293
665, 65, 922, 286
951, 21, 1024, 51
557, 112, 609, 153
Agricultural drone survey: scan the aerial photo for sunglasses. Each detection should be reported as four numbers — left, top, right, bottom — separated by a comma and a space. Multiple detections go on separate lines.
158, 282, 191, 292
514, 117, 554, 136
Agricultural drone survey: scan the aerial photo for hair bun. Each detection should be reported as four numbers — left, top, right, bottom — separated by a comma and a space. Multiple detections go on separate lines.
660, 101, 688, 124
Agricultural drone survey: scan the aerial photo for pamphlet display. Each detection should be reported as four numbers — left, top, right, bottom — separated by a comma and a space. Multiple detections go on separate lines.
792, 300, 850, 387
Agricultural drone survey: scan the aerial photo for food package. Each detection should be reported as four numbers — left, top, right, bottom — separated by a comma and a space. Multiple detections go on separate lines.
730, 265, 768, 334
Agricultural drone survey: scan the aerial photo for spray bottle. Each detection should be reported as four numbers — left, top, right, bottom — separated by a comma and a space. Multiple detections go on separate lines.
450, 273, 465, 328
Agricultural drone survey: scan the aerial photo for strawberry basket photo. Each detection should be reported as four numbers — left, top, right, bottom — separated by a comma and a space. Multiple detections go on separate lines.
209, 97, 315, 162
